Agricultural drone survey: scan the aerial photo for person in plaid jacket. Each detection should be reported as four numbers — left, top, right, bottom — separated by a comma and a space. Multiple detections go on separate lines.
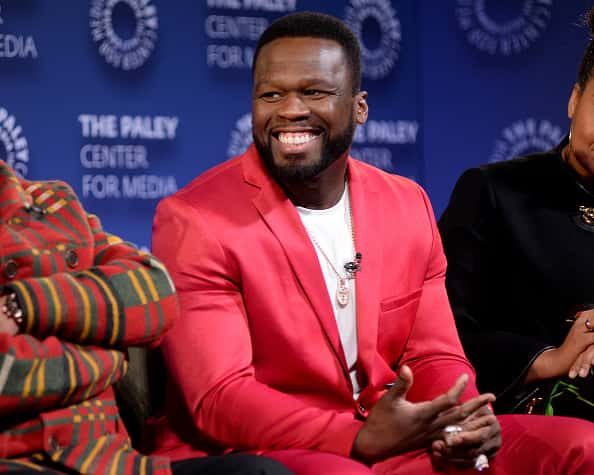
0, 160, 178, 474
0, 161, 294, 475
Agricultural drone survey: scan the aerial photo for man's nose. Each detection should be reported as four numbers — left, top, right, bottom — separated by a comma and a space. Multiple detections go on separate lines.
277, 92, 310, 120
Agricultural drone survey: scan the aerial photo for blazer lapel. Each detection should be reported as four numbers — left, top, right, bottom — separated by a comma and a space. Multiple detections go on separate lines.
348, 161, 388, 388
243, 148, 349, 376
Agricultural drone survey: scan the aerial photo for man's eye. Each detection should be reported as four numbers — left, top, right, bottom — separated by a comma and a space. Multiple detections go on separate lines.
260, 92, 282, 101
304, 90, 324, 97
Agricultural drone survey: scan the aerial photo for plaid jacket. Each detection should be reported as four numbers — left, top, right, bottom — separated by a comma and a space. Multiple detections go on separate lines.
0, 161, 178, 474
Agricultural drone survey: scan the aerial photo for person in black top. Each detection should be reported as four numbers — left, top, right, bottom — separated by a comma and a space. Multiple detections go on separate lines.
439, 8, 594, 414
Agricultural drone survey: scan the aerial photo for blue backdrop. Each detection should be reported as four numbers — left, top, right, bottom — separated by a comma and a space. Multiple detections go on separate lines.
0, 0, 591, 249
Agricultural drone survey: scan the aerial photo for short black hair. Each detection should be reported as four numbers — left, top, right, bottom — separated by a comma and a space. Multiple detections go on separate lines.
252, 11, 362, 95
577, 7, 594, 90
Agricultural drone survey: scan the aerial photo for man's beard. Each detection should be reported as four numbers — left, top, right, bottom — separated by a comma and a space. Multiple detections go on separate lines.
254, 119, 355, 183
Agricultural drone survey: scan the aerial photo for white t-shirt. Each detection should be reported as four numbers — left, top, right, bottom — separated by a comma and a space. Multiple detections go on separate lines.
296, 186, 360, 397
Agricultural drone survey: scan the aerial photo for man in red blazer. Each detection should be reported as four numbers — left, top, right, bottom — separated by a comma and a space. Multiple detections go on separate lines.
150, 11, 594, 474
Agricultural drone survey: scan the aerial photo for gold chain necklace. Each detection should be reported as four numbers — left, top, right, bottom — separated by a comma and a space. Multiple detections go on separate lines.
579, 205, 594, 225
561, 147, 594, 225
573, 178, 594, 225
304, 189, 360, 307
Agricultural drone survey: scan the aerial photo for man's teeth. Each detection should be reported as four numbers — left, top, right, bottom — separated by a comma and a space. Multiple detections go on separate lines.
278, 132, 316, 145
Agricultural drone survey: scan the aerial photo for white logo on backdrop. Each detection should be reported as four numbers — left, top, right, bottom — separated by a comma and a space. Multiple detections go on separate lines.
90, 0, 158, 71
227, 113, 253, 158
344, 0, 401, 80
204, 0, 297, 69
0, 107, 30, 177
78, 113, 179, 200
490, 118, 563, 163
456, 0, 552, 56
0, 2, 39, 59
351, 119, 419, 172
206, 0, 297, 12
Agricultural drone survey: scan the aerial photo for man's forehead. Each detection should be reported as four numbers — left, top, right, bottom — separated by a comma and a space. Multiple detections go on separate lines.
253, 37, 347, 75
259, 36, 342, 50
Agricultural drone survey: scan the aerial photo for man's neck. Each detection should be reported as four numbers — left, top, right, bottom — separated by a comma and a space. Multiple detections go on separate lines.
281, 159, 348, 209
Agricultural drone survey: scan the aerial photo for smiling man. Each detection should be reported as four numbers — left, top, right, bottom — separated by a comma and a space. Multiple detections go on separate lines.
149, 11, 594, 475
251, 34, 363, 200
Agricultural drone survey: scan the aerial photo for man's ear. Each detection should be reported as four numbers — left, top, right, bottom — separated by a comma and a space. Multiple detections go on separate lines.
568, 84, 581, 119
354, 91, 369, 125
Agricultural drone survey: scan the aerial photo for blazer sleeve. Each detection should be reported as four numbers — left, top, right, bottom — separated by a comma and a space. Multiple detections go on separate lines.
153, 196, 363, 457
398, 186, 481, 404
5, 213, 178, 349
438, 168, 553, 396
0, 333, 126, 417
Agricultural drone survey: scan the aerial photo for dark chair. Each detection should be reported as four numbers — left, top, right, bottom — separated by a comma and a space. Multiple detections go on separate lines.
114, 347, 167, 450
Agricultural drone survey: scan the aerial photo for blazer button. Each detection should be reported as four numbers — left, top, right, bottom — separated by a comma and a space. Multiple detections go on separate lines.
48, 436, 61, 452
4, 260, 17, 279
65, 250, 79, 268
358, 403, 366, 414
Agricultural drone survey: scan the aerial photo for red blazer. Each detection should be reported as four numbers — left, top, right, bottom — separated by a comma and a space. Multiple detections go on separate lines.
150, 145, 478, 460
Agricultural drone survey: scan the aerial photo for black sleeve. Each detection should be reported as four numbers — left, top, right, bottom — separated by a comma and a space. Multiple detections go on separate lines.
438, 167, 553, 399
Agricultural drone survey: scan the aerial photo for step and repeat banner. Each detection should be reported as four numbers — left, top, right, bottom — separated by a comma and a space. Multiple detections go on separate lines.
0, 0, 591, 247
421, 0, 593, 214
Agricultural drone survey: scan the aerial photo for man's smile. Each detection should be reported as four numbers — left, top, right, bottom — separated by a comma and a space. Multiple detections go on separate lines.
272, 130, 322, 155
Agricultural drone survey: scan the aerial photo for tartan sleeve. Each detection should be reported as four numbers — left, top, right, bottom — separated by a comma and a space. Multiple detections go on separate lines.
0, 333, 126, 417
6, 214, 179, 349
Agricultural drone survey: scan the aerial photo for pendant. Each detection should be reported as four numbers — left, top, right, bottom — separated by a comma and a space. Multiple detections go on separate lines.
579, 206, 594, 226
336, 278, 349, 307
